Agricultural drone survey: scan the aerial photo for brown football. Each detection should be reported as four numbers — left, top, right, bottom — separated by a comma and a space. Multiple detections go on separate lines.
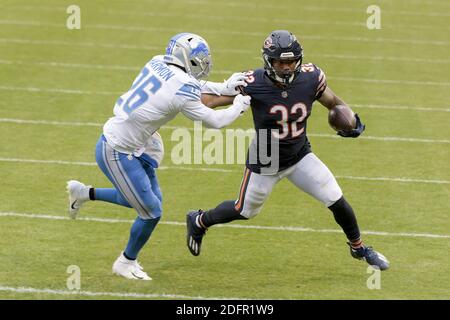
328, 105, 356, 131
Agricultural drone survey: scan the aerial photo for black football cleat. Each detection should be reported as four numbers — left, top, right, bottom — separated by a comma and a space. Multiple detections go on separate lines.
348, 242, 390, 271
186, 210, 207, 256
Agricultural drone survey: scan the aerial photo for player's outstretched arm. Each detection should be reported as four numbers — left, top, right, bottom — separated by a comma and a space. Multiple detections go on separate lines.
201, 94, 235, 108
200, 72, 247, 108
182, 94, 251, 129
318, 86, 365, 138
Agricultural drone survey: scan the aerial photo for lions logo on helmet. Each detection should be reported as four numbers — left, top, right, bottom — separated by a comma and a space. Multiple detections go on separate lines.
164, 33, 212, 80
262, 30, 303, 85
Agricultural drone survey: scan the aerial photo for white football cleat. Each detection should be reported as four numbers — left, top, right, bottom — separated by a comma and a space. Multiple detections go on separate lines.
66, 180, 90, 219
112, 253, 152, 281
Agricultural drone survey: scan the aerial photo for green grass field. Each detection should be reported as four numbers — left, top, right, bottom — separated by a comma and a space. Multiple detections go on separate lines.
0, 0, 449, 300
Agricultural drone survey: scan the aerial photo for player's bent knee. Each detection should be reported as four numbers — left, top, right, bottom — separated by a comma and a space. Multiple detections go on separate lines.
240, 206, 263, 219
322, 185, 343, 207
140, 199, 162, 219
239, 194, 267, 219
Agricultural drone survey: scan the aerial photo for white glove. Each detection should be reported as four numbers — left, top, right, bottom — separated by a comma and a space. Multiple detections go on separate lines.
233, 94, 251, 114
222, 72, 248, 96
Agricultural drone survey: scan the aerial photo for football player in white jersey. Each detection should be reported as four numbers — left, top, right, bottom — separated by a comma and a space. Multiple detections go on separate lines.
66, 33, 251, 280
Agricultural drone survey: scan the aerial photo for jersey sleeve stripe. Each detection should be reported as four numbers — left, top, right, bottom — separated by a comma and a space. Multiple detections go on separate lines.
175, 91, 201, 100
318, 70, 325, 85
317, 80, 326, 92
176, 82, 201, 100
316, 69, 327, 97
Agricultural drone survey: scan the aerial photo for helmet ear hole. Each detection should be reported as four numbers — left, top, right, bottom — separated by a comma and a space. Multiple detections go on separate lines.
191, 60, 198, 67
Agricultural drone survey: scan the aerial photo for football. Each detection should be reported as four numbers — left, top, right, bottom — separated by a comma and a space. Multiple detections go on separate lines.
328, 105, 356, 131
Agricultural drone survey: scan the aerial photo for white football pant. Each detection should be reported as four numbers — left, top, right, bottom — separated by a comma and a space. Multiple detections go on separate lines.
235, 153, 343, 219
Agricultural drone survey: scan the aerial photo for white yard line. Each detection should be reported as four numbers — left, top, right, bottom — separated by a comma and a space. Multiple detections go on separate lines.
0, 157, 449, 184
350, 104, 450, 113
2, 58, 450, 86
0, 37, 161, 51
9, 3, 450, 18
0, 59, 141, 71
1, 118, 449, 144
0, 20, 449, 46
2, 49, 450, 65
0, 85, 120, 95
0, 285, 245, 300
1, 212, 449, 239
0, 118, 103, 127
328, 76, 450, 87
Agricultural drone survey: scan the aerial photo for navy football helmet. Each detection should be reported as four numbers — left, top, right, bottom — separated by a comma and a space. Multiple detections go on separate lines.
262, 30, 303, 85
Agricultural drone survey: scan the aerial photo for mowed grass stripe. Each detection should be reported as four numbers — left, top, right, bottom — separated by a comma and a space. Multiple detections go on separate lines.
1, 118, 449, 144
1, 212, 449, 239
0, 157, 448, 184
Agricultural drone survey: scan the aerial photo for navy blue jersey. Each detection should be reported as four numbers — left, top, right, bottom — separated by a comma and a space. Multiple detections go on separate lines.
242, 63, 327, 173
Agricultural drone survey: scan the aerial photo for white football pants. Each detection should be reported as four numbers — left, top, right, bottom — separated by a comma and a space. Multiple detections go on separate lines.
235, 153, 343, 219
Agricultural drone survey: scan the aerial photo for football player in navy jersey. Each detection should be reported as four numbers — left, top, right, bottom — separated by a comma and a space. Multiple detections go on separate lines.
189, 30, 389, 270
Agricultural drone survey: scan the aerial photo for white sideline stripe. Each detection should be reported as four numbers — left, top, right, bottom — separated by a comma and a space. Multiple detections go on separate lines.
0, 20, 449, 46
0, 285, 243, 300
3, 59, 450, 86
1, 118, 449, 144
1, 212, 449, 239
0, 157, 448, 185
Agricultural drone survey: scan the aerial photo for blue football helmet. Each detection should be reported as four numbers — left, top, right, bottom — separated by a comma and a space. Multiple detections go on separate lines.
262, 30, 303, 85
164, 33, 212, 80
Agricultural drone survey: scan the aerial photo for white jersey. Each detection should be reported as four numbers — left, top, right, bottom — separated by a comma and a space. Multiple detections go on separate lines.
103, 55, 238, 156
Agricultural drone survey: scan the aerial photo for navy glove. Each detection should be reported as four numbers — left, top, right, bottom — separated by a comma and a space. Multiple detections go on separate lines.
337, 113, 365, 138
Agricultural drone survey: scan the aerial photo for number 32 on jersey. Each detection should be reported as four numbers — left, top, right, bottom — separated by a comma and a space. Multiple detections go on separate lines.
269, 103, 308, 139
